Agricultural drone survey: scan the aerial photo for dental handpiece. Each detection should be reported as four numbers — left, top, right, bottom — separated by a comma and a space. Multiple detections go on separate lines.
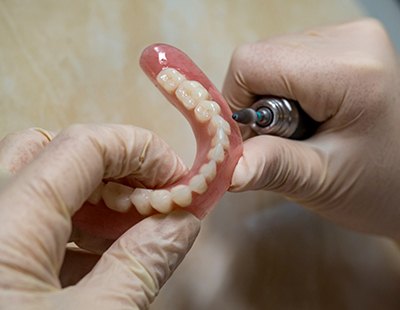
232, 97, 319, 140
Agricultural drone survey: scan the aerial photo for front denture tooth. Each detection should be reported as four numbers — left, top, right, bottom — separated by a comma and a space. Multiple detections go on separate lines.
87, 181, 105, 205
194, 100, 221, 123
208, 115, 231, 135
171, 185, 192, 207
149, 190, 173, 214
212, 127, 230, 150
189, 174, 208, 194
199, 161, 217, 183
102, 182, 134, 213
156, 68, 186, 94
207, 143, 225, 163
130, 188, 153, 216
175, 80, 209, 110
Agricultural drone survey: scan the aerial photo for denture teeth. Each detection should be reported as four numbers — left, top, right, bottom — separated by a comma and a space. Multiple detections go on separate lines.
194, 100, 221, 123
156, 68, 186, 94
176, 80, 209, 110
207, 143, 225, 163
156, 69, 232, 203
171, 185, 192, 207
102, 182, 134, 213
199, 161, 217, 183
212, 127, 230, 150
208, 115, 231, 135
149, 190, 173, 214
189, 174, 208, 194
87, 181, 105, 205
130, 188, 153, 216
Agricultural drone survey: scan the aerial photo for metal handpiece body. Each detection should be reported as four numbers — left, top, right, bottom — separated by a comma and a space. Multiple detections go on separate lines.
232, 97, 318, 140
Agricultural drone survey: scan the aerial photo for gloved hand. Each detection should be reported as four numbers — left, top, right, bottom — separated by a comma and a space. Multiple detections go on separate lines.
223, 18, 400, 239
0, 125, 200, 309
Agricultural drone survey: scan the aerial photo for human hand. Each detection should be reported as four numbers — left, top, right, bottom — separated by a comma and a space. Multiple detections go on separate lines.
0, 126, 200, 309
223, 19, 400, 238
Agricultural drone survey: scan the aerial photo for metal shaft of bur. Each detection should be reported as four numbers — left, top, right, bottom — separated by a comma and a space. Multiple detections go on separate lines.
232, 109, 258, 125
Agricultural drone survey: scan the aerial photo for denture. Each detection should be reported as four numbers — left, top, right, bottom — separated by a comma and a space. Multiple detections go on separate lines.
72, 44, 243, 240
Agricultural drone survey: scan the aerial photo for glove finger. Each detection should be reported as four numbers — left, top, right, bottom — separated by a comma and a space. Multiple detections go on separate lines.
0, 128, 53, 186
229, 135, 327, 204
222, 39, 339, 123
0, 124, 187, 290
71, 210, 200, 309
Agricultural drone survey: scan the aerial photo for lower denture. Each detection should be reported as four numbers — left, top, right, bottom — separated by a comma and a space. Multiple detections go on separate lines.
72, 44, 243, 240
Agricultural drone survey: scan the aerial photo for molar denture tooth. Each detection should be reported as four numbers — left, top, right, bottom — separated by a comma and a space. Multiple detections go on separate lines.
189, 174, 208, 194
156, 68, 186, 94
149, 189, 173, 214
207, 143, 225, 163
212, 127, 230, 150
208, 115, 231, 135
175, 80, 209, 110
87, 181, 105, 205
194, 100, 221, 123
199, 161, 217, 183
130, 188, 153, 216
102, 182, 134, 213
171, 185, 192, 207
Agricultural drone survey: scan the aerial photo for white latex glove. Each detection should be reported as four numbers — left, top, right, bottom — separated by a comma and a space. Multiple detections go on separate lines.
0, 125, 200, 309
223, 18, 400, 239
